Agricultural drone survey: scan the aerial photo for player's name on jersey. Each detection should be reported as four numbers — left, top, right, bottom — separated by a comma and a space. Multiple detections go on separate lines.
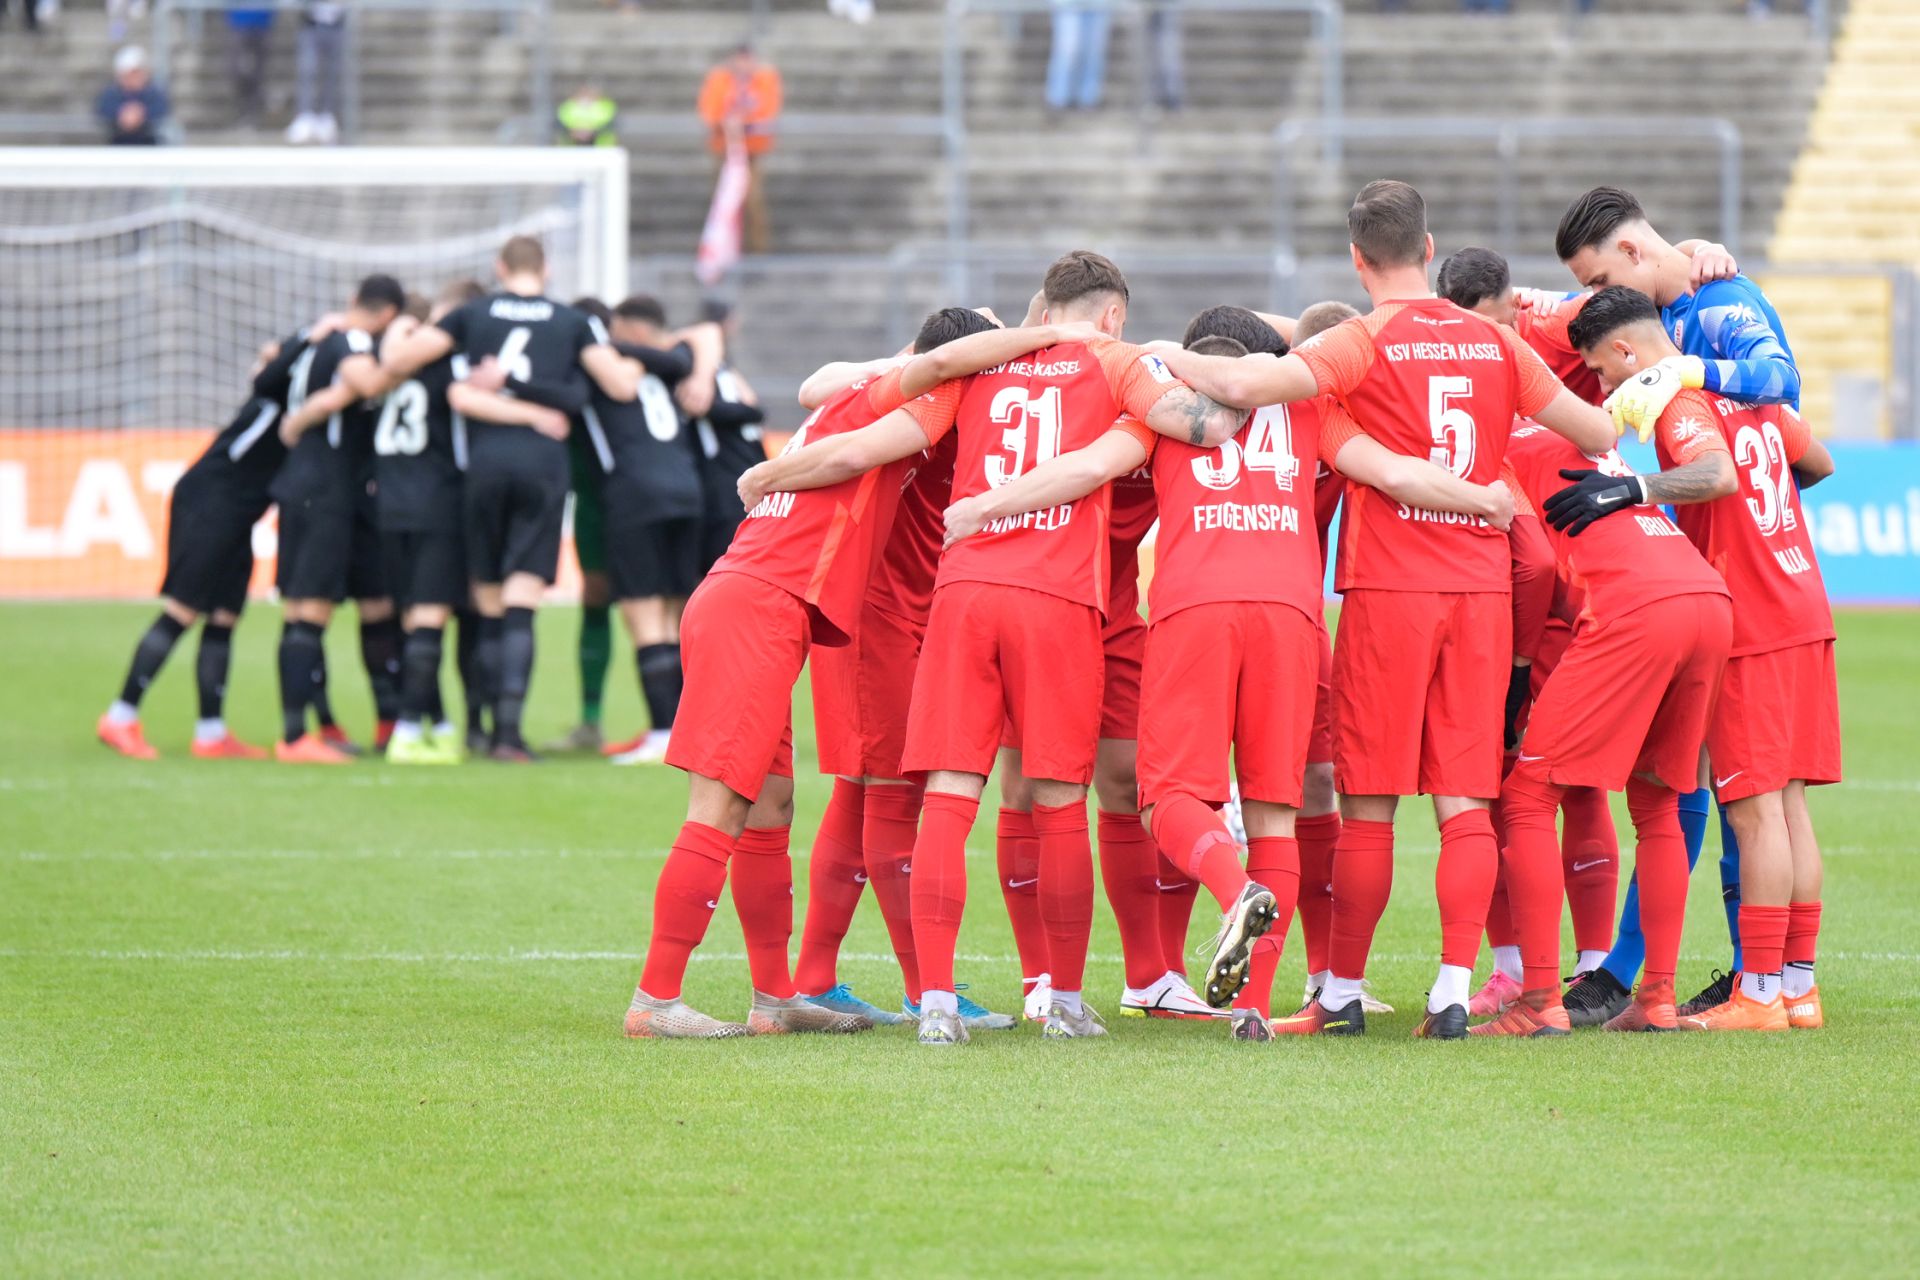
1380, 340, 1506, 363
746, 491, 796, 520
981, 357, 1083, 378
1191, 501, 1299, 533
1396, 503, 1495, 527
983, 502, 1075, 534
1776, 545, 1815, 576
1635, 514, 1686, 538
488, 297, 558, 322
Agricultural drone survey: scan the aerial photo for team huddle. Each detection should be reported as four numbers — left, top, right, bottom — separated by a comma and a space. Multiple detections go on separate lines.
101, 177, 1840, 1045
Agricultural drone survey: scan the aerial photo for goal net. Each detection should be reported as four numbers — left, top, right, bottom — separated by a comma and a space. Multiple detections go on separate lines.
0, 147, 627, 598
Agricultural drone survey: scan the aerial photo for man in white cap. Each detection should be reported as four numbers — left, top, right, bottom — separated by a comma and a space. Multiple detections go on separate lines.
97, 46, 171, 145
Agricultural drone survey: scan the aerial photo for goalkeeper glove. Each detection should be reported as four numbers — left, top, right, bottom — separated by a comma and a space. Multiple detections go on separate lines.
1602, 354, 1704, 443
1542, 467, 1648, 536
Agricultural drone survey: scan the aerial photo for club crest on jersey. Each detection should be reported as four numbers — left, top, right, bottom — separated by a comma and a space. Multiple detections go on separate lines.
1138, 353, 1176, 384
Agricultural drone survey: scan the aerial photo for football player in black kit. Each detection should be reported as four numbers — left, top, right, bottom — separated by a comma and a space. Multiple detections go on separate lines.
384, 235, 637, 761
687, 299, 769, 577
97, 324, 335, 760
269, 274, 406, 764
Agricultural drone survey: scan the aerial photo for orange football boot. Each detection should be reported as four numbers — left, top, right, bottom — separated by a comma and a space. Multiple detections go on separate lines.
1784, 985, 1824, 1030
601, 732, 647, 758
275, 734, 356, 765
1678, 985, 1790, 1032
1468, 988, 1571, 1037
1603, 978, 1678, 1033
96, 714, 158, 760
1271, 995, 1366, 1036
191, 732, 269, 761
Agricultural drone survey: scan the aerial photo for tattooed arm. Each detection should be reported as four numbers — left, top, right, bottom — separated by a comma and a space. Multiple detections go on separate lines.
1142, 385, 1246, 448
1642, 451, 1737, 505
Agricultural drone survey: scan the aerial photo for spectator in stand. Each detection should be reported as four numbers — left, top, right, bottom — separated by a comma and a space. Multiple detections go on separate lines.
1146, 1, 1183, 112
1046, 0, 1112, 113
697, 43, 781, 254
98, 46, 171, 146
227, 6, 274, 129
287, 1, 345, 146
1461, 0, 1511, 12
2, 0, 41, 35
108, 0, 147, 43
557, 82, 619, 147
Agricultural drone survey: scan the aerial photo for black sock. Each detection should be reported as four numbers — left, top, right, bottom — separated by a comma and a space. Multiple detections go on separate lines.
399, 625, 444, 725
118, 613, 187, 708
278, 620, 325, 742
475, 615, 505, 739
495, 606, 536, 748
456, 609, 485, 734
195, 622, 234, 722
637, 642, 684, 732
360, 615, 402, 723
311, 644, 336, 729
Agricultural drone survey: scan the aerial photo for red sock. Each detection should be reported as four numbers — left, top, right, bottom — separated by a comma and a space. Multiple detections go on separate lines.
1495, 768, 1564, 993
1156, 854, 1199, 975
1625, 778, 1687, 985
793, 778, 867, 996
730, 825, 797, 998
639, 820, 736, 1001
1437, 809, 1499, 973
1098, 809, 1166, 988
864, 781, 923, 1003
1241, 835, 1300, 1017
995, 807, 1049, 988
1032, 800, 1094, 993
1294, 813, 1340, 975
911, 792, 979, 995
1485, 867, 1517, 950
1147, 792, 1247, 909
1561, 785, 1620, 955
1785, 900, 1822, 967
1329, 818, 1394, 979
1739, 903, 1791, 978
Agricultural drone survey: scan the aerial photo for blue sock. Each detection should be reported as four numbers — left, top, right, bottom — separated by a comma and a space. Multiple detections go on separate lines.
1717, 801, 1743, 971
1602, 787, 1712, 988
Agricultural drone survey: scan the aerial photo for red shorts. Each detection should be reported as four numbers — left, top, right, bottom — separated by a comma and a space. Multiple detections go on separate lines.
1520, 592, 1731, 793
1100, 611, 1146, 741
903, 580, 1104, 784
1308, 618, 1334, 766
1138, 601, 1319, 810
666, 571, 803, 801
1709, 638, 1842, 803
1531, 614, 1574, 695
1332, 588, 1511, 799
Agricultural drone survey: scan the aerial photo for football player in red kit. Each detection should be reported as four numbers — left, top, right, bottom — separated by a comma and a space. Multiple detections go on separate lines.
1150, 181, 1616, 1038
1557, 286, 1838, 1032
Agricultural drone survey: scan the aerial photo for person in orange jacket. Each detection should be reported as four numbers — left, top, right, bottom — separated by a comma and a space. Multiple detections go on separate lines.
697, 42, 782, 253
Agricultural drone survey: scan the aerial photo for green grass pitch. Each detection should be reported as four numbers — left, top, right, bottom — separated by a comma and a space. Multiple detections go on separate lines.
3, 603, 1917, 1277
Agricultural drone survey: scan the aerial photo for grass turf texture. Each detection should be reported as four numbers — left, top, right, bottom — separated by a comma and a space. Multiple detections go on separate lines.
3, 602, 1917, 1278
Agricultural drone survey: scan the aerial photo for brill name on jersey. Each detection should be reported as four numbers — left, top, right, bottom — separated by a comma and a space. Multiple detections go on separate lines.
1192, 501, 1300, 534
1380, 341, 1506, 363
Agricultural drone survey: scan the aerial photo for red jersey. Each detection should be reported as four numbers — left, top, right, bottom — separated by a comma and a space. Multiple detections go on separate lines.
1505, 421, 1727, 630
1106, 463, 1158, 629
1653, 390, 1833, 657
1148, 397, 1328, 624
1300, 297, 1562, 593
1514, 292, 1602, 407
930, 339, 1170, 614
863, 429, 957, 628
711, 369, 947, 645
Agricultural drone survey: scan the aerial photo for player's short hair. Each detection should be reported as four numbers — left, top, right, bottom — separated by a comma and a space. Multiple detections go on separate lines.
1292, 300, 1360, 345
353, 274, 406, 314
1347, 180, 1428, 271
1042, 250, 1129, 309
613, 295, 668, 329
1565, 285, 1662, 352
1182, 305, 1286, 356
402, 292, 431, 322
1436, 246, 1511, 311
912, 306, 997, 354
498, 234, 546, 274
437, 278, 485, 309
1555, 186, 1646, 262
1187, 335, 1247, 359
572, 296, 612, 325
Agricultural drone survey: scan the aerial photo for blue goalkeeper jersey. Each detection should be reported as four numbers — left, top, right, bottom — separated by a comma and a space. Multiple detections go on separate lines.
1662, 273, 1800, 409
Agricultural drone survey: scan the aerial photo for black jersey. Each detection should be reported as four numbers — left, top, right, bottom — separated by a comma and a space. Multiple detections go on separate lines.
269, 327, 377, 510
693, 362, 768, 482
373, 353, 465, 533
435, 292, 605, 474
582, 342, 706, 524
183, 328, 313, 505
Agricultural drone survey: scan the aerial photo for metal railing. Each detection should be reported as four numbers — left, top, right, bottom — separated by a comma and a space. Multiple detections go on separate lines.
150, 0, 552, 145
1272, 115, 1745, 269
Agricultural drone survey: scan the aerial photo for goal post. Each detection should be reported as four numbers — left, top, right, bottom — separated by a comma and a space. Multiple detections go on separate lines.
0, 147, 628, 598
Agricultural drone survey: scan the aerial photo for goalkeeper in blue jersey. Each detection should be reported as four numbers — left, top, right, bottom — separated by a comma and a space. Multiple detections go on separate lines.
1551, 184, 1805, 1023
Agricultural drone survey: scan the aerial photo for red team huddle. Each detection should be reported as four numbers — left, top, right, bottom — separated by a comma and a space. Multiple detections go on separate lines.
627, 178, 1842, 1044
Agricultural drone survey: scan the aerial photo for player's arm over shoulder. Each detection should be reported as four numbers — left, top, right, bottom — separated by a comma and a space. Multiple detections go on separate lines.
1322, 404, 1513, 529
1097, 341, 1245, 447
1641, 389, 1737, 505
942, 420, 1151, 547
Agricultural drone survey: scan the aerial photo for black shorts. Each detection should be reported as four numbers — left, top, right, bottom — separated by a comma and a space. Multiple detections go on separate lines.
464, 464, 567, 585
161, 477, 261, 616
608, 516, 701, 601
348, 483, 389, 601
276, 499, 353, 602
382, 528, 468, 611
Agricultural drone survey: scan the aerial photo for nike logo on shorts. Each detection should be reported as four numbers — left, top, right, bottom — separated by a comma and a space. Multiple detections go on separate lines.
1715, 771, 1744, 790
1008, 876, 1039, 889
704, 900, 719, 910
853, 872, 869, 884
